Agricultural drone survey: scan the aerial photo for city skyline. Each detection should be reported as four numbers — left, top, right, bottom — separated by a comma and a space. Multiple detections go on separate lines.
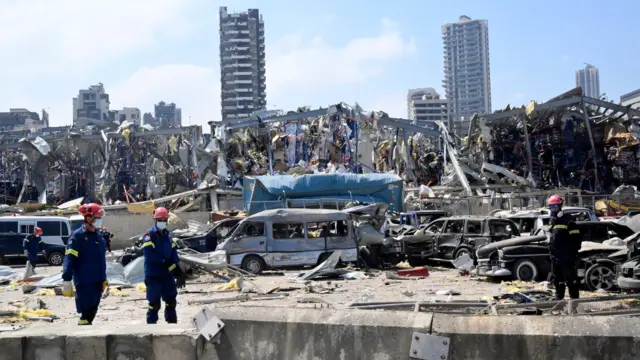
0, 0, 638, 129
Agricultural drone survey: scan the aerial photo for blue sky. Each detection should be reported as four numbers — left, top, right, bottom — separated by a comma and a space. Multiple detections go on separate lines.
0, 0, 637, 128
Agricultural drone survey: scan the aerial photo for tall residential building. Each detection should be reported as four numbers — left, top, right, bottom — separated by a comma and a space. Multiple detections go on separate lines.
219, 6, 266, 123
407, 88, 450, 129
575, 64, 600, 98
621, 88, 640, 109
442, 15, 491, 137
154, 101, 181, 127
72, 83, 111, 126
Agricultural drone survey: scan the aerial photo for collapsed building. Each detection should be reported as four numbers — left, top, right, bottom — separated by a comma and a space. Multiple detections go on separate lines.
0, 122, 223, 209
459, 87, 640, 193
2, 88, 640, 217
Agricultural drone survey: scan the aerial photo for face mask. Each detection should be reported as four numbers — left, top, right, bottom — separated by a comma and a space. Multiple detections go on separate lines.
156, 222, 167, 230
94, 218, 104, 227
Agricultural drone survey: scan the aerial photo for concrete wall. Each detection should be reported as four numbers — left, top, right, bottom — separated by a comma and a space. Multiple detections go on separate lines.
2, 307, 640, 360
103, 212, 210, 249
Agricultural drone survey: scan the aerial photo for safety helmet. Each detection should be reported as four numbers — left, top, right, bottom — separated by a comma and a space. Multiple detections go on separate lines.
34, 227, 43, 236
547, 195, 564, 206
153, 207, 169, 220
78, 203, 103, 218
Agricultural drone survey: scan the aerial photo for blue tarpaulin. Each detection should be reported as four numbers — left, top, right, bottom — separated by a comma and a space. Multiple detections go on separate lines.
243, 173, 403, 215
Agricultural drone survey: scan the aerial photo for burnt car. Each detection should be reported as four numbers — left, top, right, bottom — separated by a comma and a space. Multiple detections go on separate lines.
398, 216, 520, 267
477, 221, 634, 286
383, 210, 449, 237
176, 218, 241, 252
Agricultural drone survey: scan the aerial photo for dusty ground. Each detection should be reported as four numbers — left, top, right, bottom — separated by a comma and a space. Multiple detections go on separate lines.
0, 263, 514, 330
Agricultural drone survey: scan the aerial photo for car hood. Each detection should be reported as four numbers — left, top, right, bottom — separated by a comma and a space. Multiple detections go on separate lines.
476, 235, 547, 258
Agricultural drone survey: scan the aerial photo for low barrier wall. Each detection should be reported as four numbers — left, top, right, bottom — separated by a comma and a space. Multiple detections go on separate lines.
1, 306, 638, 360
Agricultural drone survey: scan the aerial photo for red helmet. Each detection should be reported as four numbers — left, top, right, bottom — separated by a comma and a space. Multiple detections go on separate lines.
34, 227, 43, 235
547, 195, 564, 206
153, 207, 169, 220
78, 203, 103, 218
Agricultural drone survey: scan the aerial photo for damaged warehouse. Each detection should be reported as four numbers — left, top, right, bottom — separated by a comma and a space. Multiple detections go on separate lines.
2, 88, 640, 218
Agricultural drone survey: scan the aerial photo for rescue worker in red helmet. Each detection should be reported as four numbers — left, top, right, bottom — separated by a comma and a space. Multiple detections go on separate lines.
142, 207, 186, 324
61, 203, 108, 325
547, 195, 582, 300
23, 227, 44, 273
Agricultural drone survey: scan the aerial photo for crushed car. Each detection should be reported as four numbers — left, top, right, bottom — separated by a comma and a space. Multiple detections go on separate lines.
476, 221, 634, 289
396, 215, 520, 267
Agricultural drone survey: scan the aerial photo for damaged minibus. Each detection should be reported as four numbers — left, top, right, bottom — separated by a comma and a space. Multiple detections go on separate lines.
216, 208, 358, 274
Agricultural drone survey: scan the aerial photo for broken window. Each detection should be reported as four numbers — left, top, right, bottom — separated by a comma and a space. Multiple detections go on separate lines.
272, 223, 304, 239
307, 223, 328, 238
489, 221, 519, 237
466, 220, 482, 234
330, 221, 348, 236
444, 220, 464, 234
238, 222, 264, 237
424, 220, 445, 234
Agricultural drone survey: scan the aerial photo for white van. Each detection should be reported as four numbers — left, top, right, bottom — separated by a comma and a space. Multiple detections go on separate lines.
0, 216, 73, 266
216, 208, 359, 274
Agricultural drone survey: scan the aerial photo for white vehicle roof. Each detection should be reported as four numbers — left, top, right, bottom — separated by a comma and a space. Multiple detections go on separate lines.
0, 215, 70, 222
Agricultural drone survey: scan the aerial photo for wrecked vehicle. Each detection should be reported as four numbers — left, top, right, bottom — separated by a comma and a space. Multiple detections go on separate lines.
216, 208, 358, 274
397, 216, 520, 267
615, 233, 640, 291
480, 221, 633, 284
383, 210, 449, 237
494, 207, 598, 234
174, 218, 241, 253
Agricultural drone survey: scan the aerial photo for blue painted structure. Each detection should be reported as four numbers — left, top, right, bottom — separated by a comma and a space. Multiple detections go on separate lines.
243, 173, 404, 215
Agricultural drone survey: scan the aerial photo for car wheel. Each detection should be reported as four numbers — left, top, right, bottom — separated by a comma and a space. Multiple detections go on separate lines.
454, 248, 471, 259
514, 259, 539, 282
47, 252, 64, 266
584, 263, 616, 291
241, 255, 265, 274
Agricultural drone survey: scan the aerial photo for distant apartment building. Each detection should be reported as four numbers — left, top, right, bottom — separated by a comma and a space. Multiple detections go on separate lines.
112, 107, 141, 125
442, 15, 492, 137
141, 113, 156, 127
0, 108, 44, 132
407, 88, 450, 129
154, 101, 181, 127
621, 88, 640, 109
219, 6, 267, 123
72, 83, 111, 126
575, 64, 600, 99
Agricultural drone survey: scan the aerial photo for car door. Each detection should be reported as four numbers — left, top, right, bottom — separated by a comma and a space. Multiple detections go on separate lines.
401, 219, 445, 258
435, 219, 464, 259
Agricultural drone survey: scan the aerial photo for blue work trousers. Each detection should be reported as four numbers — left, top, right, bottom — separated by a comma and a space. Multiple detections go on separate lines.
75, 282, 103, 325
145, 276, 178, 324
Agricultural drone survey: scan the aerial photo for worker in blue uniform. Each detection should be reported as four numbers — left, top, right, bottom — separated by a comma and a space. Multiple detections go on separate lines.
142, 207, 186, 324
23, 227, 44, 272
62, 203, 108, 325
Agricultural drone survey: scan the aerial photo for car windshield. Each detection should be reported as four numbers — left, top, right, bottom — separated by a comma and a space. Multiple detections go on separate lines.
69, 220, 84, 231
